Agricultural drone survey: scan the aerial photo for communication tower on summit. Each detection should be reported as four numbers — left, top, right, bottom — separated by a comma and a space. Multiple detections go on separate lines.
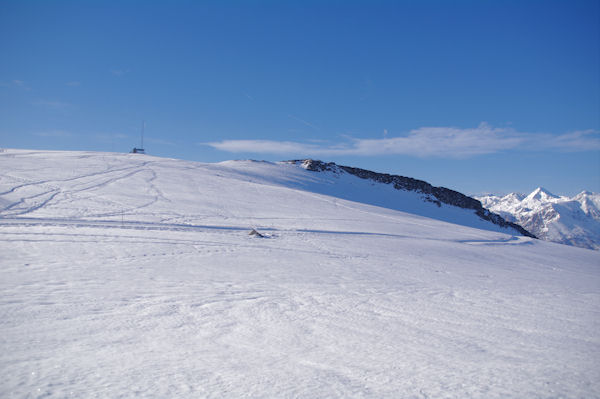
131, 121, 146, 154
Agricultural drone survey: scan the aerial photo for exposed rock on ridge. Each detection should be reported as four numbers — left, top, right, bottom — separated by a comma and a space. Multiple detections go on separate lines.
291, 159, 536, 238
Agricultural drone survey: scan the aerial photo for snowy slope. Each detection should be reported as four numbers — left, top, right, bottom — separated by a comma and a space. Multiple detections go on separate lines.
1, 149, 599, 398
285, 159, 534, 237
478, 188, 600, 250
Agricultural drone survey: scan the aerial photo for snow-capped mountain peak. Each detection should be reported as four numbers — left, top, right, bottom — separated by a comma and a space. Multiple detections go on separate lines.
477, 188, 600, 250
524, 187, 560, 202
575, 191, 600, 218
504, 192, 526, 202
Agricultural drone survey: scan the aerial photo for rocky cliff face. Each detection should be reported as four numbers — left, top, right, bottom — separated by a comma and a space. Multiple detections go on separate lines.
291, 159, 536, 238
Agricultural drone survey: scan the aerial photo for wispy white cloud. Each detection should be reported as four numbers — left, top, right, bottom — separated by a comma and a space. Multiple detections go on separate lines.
208, 140, 323, 154
66, 81, 81, 87
32, 99, 73, 110
537, 129, 600, 151
288, 114, 319, 130
34, 130, 74, 138
351, 123, 523, 157
95, 133, 130, 141
1, 80, 32, 90
205, 123, 600, 158
110, 69, 129, 77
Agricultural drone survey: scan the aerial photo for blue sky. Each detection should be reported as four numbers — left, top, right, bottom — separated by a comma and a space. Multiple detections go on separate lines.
1, 0, 598, 196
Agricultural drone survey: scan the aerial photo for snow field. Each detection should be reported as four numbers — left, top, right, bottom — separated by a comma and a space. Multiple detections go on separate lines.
1, 149, 599, 398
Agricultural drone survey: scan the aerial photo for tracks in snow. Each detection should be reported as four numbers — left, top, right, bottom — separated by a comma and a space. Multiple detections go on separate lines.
0, 216, 262, 234
0, 215, 533, 254
0, 161, 157, 217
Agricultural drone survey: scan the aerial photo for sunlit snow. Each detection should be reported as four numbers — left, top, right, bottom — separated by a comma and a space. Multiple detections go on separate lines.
1, 149, 599, 398
479, 188, 600, 250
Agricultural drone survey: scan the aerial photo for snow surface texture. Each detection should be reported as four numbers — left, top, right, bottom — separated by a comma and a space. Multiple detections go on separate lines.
478, 188, 600, 250
1, 149, 599, 398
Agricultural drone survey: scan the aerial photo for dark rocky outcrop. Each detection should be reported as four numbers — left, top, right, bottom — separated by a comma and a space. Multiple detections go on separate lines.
289, 159, 536, 238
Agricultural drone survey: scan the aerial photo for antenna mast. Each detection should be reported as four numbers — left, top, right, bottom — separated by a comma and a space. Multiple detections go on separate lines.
130, 121, 146, 154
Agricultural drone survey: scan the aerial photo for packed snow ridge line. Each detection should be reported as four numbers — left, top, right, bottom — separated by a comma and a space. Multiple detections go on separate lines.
288, 159, 536, 239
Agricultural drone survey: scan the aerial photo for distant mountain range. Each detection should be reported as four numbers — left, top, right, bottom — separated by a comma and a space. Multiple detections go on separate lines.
477, 188, 600, 250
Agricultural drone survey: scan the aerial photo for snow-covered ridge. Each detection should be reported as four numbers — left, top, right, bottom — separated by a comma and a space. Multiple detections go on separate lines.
478, 188, 600, 250
289, 159, 535, 238
0, 150, 532, 238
